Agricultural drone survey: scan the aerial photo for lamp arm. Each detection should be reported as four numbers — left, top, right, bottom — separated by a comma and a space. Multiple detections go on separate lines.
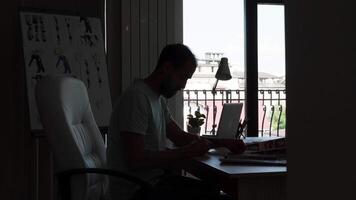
210, 79, 219, 135
212, 79, 219, 94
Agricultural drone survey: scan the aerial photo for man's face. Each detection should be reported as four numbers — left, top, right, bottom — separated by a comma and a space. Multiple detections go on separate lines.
160, 61, 196, 98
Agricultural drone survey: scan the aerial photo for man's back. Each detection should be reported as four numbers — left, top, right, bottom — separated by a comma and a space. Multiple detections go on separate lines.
107, 80, 171, 200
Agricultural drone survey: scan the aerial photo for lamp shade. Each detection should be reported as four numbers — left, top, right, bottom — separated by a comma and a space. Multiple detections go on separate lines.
215, 57, 232, 80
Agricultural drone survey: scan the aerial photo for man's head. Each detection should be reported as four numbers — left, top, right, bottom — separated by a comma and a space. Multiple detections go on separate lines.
155, 44, 197, 98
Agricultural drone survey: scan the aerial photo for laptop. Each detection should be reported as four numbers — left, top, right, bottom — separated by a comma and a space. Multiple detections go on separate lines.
215, 103, 243, 139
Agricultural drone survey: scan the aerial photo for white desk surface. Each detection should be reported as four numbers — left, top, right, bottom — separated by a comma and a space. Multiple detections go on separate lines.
193, 154, 287, 178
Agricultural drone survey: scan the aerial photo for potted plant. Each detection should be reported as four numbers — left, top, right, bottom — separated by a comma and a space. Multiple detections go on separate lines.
187, 110, 206, 135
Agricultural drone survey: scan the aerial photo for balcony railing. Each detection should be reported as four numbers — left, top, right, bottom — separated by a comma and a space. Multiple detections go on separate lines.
183, 89, 286, 137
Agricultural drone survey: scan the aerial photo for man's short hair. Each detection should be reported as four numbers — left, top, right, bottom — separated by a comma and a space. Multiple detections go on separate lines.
156, 43, 197, 69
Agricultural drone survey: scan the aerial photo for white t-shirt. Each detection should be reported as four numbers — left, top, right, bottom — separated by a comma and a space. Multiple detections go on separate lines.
107, 79, 172, 200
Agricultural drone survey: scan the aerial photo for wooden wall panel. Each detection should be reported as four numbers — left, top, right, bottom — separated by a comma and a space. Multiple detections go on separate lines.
130, 0, 141, 81
139, 0, 149, 78
106, 0, 122, 102
121, 0, 182, 90
148, 0, 158, 73
166, 0, 183, 126
157, 0, 167, 55
118, 0, 183, 124
121, 0, 131, 90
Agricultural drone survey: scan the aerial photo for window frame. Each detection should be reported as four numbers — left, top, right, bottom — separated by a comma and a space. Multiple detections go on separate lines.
244, 0, 285, 136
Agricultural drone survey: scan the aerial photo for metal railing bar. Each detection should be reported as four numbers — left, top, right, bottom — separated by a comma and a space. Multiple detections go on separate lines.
183, 89, 286, 137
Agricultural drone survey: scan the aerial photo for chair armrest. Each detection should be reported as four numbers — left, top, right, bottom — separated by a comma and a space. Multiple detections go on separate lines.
55, 168, 152, 200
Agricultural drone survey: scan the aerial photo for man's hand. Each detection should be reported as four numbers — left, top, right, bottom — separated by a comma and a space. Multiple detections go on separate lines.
220, 139, 246, 154
204, 138, 246, 154
186, 139, 210, 157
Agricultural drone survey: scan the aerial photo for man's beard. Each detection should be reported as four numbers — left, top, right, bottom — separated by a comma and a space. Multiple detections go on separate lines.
161, 77, 180, 98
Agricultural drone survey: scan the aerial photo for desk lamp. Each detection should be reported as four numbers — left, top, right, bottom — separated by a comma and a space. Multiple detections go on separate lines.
211, 57, 232, 135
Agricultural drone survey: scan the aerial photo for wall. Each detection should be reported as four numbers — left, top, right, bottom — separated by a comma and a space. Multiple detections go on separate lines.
1, 0, 183, 199
120, 0, 184, 125
286, 0, 356, 199
107, 0, 184, 125
0, 1, 104, 200
7, 0, 356, 199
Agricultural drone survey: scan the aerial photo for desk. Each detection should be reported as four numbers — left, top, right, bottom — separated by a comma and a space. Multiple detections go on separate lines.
183, 154, 286, 200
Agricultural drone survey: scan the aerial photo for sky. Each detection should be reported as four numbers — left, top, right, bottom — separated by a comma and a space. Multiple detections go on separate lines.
183, 0, 285, 77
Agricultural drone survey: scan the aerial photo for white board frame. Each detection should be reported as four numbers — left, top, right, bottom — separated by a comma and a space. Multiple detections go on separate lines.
19, 9, 112, 131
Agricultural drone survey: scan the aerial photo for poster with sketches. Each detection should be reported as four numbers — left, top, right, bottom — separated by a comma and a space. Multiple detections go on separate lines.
20, 11, 112, 130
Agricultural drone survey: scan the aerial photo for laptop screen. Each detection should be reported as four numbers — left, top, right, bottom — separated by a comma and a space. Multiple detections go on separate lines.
216, 103, 243, 139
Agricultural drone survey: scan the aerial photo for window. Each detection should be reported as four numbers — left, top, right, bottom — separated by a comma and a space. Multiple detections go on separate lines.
183, 0, 245, 135
183, 0, 286, 137
257, 4, 286, 136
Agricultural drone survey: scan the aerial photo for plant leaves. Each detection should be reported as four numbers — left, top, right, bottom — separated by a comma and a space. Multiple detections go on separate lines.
187, 111, 205, 127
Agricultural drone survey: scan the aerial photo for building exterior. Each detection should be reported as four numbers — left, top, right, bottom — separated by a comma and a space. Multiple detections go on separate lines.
186, 52, 285, 90
184, 52, 286, 137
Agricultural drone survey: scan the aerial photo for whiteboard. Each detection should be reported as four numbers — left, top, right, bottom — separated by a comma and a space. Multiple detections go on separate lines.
19, 10, 112, 130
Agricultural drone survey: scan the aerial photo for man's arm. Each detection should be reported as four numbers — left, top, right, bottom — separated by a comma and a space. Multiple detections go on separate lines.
202, 137, 246, 154
166, 120, 246, 154
121, 131, 209, 171
166, 120, 202, 147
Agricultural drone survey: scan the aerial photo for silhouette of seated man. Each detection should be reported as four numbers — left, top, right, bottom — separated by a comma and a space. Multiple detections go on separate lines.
107, 43, 246, 200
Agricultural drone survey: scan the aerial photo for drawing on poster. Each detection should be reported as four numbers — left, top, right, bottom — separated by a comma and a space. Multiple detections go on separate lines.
20, 10, 112, 130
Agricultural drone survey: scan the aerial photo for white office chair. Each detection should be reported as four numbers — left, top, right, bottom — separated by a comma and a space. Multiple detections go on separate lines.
35, 75, 151, 200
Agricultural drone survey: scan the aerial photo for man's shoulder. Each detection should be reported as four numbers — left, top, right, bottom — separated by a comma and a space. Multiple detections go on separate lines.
115, 81, 152, 108
121, 80, 146, 96
123, 80, 159, 99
